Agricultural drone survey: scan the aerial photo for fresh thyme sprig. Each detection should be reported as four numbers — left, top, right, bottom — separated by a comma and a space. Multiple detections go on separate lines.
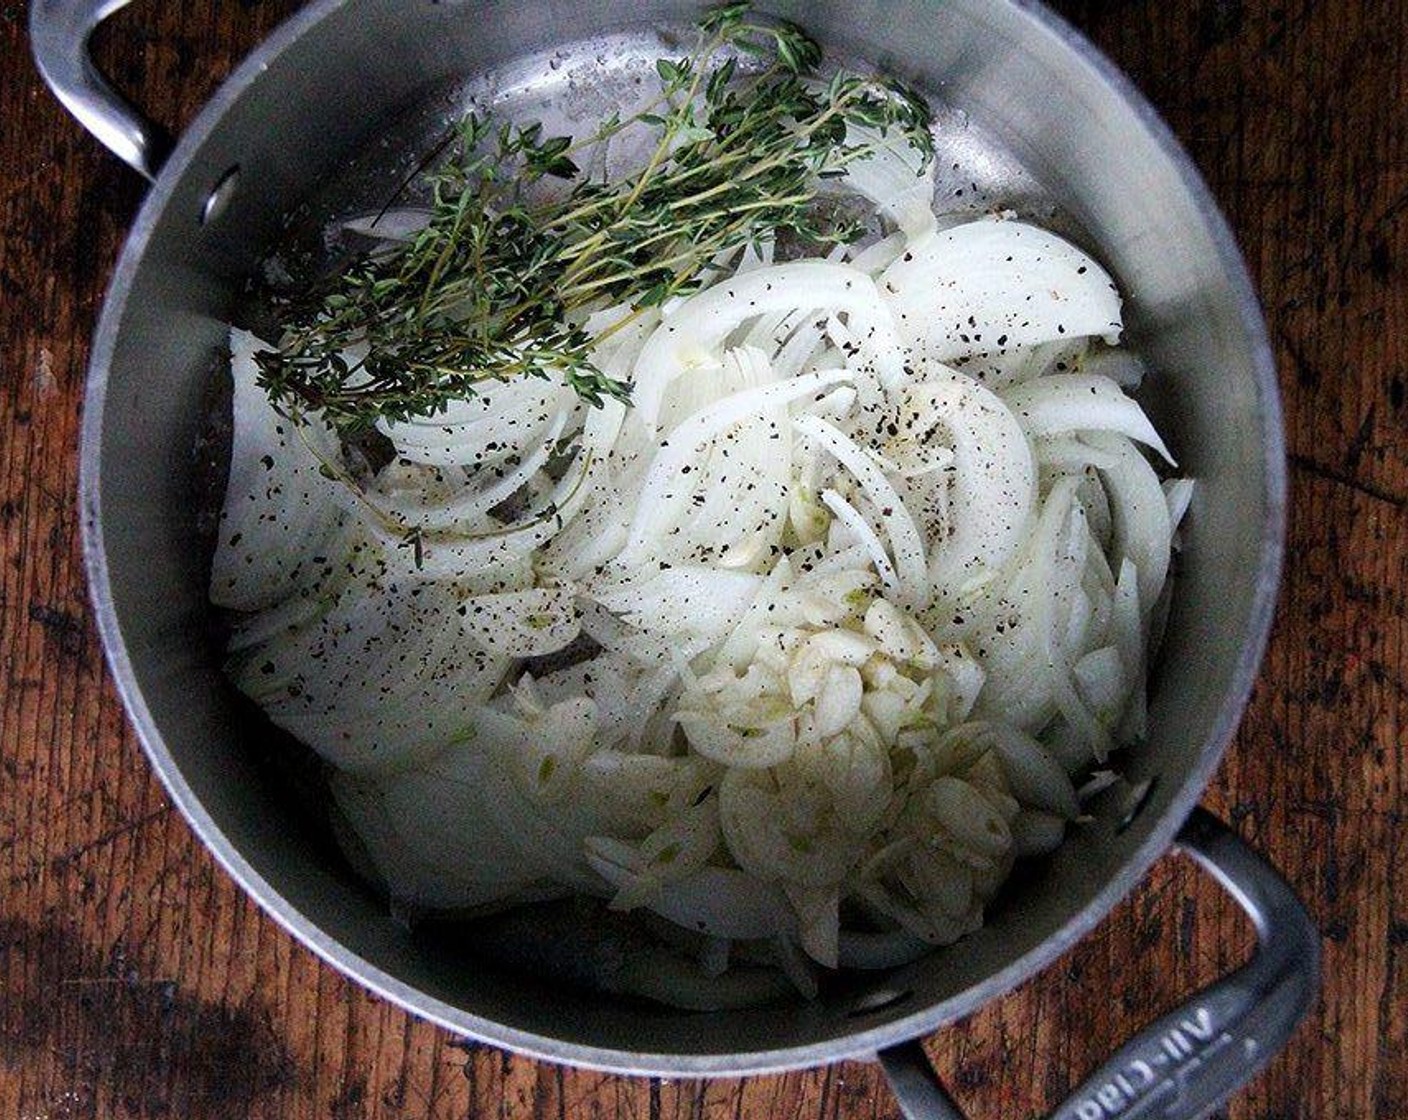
255, 2, 933, 431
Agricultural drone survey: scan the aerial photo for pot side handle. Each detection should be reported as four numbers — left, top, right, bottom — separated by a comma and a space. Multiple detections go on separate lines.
877, 808, 1320, 1120
30, 0, 171, 181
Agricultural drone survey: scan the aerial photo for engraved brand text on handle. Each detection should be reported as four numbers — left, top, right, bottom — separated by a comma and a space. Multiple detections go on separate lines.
1067, 1007, 1248, 1120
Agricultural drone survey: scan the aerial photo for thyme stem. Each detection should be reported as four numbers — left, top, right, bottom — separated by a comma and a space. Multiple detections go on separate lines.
254, 3, 933, 432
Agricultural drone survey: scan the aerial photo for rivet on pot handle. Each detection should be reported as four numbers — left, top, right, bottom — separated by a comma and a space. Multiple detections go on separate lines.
30, 0, 171, 181
878, 809, 1320, 1120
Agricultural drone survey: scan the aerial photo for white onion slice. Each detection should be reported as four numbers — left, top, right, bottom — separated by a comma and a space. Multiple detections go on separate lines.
593, 566, 761, 640
1011, 809, 1067, 856
458, 584, 581, 658
900, 370, 1036, 595
1112, 557, 1147, 740
1001, 374, 1175, 465
633, 261, 895, 429
878, 217, 1123, 365
839, 127, 937, 240
848, 231, 909, 276
371, 411, 567, 532
212, 329, 344, 612
819, 488, 900, 593
1164, 477, 1196, 534
620, 366, 851, 566
585, 841, 795, 941
338, 206, 431, 244
379, 373, 576, 468
794, 414, 929, 609
836, 928, 932, 969
1086, 432, 1174, 613
330, 749, 549, 909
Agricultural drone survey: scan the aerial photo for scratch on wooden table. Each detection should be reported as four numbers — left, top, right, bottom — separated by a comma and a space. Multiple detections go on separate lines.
47, 805, 173, 873
1289, 453, 1408, 508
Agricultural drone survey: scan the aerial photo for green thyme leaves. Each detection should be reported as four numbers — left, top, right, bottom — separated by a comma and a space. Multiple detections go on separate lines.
255, 4, 932, 432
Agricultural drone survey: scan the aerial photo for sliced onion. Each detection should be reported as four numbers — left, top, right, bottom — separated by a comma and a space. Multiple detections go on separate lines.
633, 261, 894, 429
836, 927, 932, 969
583, 846, 795, 941
620, 365, 851, 566
877, 217, 1122, 366
338, 206, 432, 244
983, 723, 1079, 819
839, 127, 937, 240
329, 743, 549, 910
212, 328, 344, 613
1011, 809, 1067, 856
379, 372, 576, 468
1112, 557, 1148, 741
819, 488, 900, 593
1164, 477, 1196, 536
458, 584, 581, 657
592, 566, 761, 640
794, 414, 929, 609
228, 528, 515, 773
1001, 374, 1175, 465
218, 150, 1193, 984
371, 411, 567, 532
900, 370, 1035, 596
848, 230, 909, 276
1086, 432, 1174, 613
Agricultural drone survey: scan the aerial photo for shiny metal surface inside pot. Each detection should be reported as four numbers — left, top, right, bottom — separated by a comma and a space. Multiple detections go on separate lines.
76, 0, 1283, 1075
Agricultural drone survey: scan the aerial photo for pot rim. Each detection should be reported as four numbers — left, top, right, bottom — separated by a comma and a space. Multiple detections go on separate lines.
78, 0, 1285, 1077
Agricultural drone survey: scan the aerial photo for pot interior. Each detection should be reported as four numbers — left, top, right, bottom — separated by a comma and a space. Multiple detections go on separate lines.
84, 0, 1281, 1074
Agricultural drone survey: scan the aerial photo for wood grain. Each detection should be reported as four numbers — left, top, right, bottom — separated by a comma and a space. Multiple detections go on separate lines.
1, 1, 1403, 1117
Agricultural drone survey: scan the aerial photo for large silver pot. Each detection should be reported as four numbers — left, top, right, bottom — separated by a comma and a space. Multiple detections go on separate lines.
33, 2, 1317, 1116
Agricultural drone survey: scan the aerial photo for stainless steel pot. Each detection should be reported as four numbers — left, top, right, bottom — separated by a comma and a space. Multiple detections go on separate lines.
33, 2, 1318, 1116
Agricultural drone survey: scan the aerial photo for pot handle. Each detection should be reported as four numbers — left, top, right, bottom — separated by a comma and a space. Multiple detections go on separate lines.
30, 0, 171, 181
876, 808, 1320, 1120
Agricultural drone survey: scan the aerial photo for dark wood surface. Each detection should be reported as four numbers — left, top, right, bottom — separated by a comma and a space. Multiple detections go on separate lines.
2, 2, 1404, 1117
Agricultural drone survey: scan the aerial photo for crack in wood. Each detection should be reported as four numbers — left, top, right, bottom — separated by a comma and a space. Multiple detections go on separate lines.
47, 805, 173, 873
1289, 452, 1407, 509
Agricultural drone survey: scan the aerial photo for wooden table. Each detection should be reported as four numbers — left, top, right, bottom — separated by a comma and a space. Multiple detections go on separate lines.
2, 2, 1403, 1117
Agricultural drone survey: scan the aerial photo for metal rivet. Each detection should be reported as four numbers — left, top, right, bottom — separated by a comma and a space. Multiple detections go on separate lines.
847, 987, 913, 1018
201, 165, 241, 226
1115, 775, 1159, 834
